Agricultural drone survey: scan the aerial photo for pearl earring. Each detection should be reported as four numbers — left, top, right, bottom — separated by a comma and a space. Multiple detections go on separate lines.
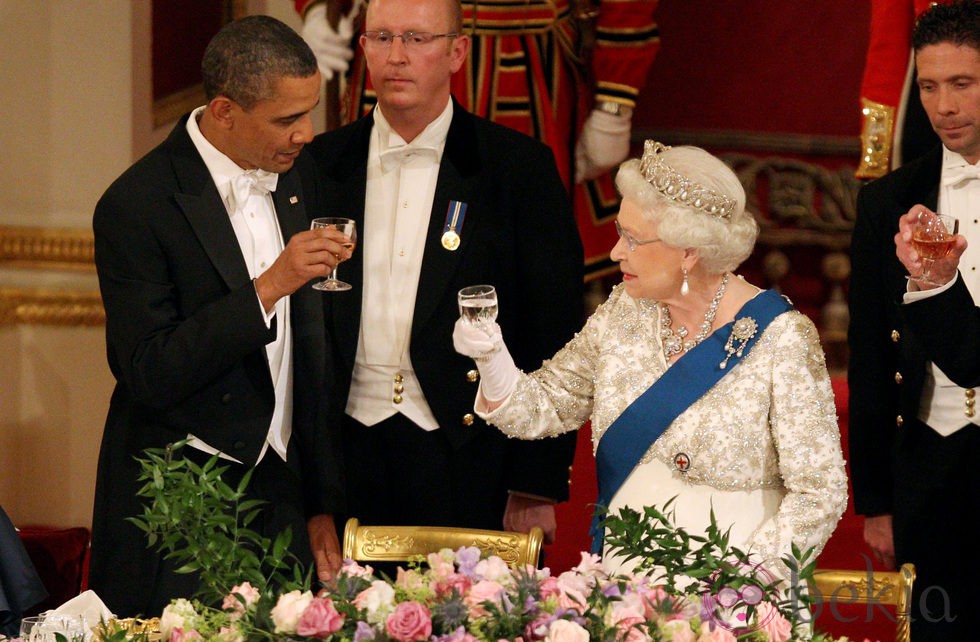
680, 268, 690, 296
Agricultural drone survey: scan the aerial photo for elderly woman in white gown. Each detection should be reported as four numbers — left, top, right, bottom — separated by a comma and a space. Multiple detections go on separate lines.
453, 141, 847, 578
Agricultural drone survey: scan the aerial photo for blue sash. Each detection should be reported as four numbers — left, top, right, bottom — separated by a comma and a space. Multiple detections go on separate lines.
590, 289, 793, 553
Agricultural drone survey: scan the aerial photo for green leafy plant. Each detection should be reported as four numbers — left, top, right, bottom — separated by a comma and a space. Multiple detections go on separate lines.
603, 498, 822, 636
127, 441, 310, 605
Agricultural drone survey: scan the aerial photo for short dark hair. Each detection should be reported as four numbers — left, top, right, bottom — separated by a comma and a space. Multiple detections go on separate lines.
913, 0, 980, 53
201, 15, 318, 110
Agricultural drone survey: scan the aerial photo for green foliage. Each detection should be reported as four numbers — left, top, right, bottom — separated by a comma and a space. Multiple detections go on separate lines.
126, 441, 310, 605
602, 499, 820, 636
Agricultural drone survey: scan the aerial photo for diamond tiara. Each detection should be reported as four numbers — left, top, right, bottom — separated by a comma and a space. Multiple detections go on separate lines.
638, 140, 737, 220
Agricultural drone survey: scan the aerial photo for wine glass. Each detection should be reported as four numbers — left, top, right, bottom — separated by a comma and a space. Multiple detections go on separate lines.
458, 285, 498, 330
20, 614, 86, 642
311, 217, 357, 292
911, 212, 958, 286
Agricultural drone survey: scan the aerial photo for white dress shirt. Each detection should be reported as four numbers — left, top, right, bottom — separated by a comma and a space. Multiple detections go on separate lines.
345, 100, 453, 430
185, 106, 293, 461
905, 147, 980, 436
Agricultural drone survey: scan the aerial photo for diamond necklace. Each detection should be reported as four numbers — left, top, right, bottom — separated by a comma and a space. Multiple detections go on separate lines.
660, 272, 729, 358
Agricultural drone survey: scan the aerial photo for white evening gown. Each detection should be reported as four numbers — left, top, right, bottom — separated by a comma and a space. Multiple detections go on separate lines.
479, 283, 848, 577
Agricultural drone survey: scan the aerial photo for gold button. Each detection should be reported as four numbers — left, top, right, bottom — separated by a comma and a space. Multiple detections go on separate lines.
894, 372, 903, 384
967, 398, 975, 408
967, 389, 976, 399
890, 329, 900, 342
896, 415, 904, 427
393, 394, 403, 404
394, 384, 404, 394
462, 413, 475, 426
967, 408, 976, 418
394, 374, 403, 383
466, 369, 479, 382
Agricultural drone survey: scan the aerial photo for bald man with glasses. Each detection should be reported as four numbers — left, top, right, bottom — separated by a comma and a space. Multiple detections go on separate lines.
307, 0, 584, 544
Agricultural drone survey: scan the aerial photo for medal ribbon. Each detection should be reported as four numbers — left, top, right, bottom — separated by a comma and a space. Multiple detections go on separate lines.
443, 200, 467, 238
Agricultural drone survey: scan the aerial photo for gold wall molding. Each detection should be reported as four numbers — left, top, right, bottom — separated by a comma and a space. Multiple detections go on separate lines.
0, 225, 95, 271
0, 226, 102, 326
0, 288, 104, 327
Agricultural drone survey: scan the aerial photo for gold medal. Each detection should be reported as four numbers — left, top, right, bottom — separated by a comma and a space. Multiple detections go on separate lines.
441, 230, 460, 251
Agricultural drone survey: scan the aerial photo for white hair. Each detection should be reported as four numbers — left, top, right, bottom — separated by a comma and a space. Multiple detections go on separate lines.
615, 145, 758, 274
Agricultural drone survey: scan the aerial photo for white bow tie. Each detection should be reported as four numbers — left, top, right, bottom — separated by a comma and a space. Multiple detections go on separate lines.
942, 163, 980, 188
229, 169, 279, 211
379, 144, 438, 173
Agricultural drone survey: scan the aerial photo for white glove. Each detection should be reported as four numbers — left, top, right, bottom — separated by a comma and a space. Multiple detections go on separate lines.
301, 2, 357, 81
574, 106, 633, 183
453, 319, 520, 402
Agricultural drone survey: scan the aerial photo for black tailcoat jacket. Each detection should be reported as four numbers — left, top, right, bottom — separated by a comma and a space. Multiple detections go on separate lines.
308, 102, 584, 525
89, 117, 343, 616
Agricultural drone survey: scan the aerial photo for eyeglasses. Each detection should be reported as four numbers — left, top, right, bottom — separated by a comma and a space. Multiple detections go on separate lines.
614, 219, 662, 251
361, 31, 459, 49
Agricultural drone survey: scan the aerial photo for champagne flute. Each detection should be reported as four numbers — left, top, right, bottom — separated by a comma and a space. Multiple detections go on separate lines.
911, 212, 958, 286
311, 217, 357, 292
458, 285, 498, 329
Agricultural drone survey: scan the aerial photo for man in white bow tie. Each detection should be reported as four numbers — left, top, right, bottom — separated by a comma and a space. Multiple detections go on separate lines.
90, 16, 351, 616
849, 2, 980, 638
307, 0, 584, 550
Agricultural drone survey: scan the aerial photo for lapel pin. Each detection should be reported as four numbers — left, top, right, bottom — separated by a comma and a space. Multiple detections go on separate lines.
289, 196, 299, 204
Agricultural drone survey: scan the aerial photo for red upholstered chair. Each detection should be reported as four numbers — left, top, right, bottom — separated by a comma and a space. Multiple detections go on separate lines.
17, 526, 90, 616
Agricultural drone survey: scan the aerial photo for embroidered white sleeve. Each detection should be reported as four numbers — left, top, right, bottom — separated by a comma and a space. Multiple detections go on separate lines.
745, 312, 849, 574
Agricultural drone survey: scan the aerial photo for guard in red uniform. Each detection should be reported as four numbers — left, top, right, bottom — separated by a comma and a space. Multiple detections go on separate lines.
857, 0, 943, 178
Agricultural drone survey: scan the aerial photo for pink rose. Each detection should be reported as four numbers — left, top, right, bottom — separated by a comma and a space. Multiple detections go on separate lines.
385, 601, 432, 642
433, 572, 473, 597
222, 582, 260, 617
169, 628, 202, 642
555, 585, 589, 615
754, 602, 792, 642
463, 579, 505, 619
296, 596, 346, 638
608, 598, 648, 642
543, 619, 589, 642
614, 616, 648, 642
696, 622, 737, 642
538, 576, 561, 601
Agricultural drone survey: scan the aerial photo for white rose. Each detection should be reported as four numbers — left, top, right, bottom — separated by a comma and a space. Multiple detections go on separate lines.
474, 556, 512, 584
353, 580, 396, 625
544, 619, 590, 642
270, 590, 314, 633
160, 599, 199, 641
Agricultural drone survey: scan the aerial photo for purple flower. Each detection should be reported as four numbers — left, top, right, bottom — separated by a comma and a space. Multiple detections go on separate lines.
454, 547, 482, 577
602, 583, 622, 598
500, 592, 515, 614
353, 621, 376, 642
